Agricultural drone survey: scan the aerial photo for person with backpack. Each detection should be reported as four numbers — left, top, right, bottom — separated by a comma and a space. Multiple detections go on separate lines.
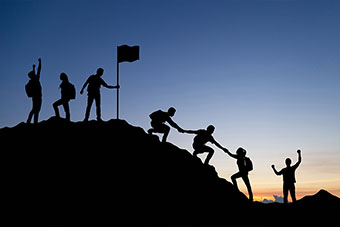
271, 149, 302, 204
223, 147, 254, 201
52, 73, 75, 121
26, 58, 42, 124
183, 125, 225, 165
148, 107, 184, 142
80, 68, 119, 122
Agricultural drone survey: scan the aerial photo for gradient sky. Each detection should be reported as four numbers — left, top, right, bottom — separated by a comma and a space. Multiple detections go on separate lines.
1, 0, 339, 201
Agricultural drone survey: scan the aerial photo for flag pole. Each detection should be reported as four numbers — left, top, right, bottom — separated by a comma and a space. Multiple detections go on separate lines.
117, 47, 120, 119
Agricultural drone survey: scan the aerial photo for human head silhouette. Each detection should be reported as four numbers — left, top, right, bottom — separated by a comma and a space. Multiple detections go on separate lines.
167, 107, 176, 117
207, 125, 215, 134
28, 70, 35, 79
97, 68, 104, 76
60, 73, 68, 82
285, 158, 292, 167
236, 147, 246, 157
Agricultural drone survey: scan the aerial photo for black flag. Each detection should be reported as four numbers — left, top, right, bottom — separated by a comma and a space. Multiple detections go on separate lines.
117, 45, 140, 63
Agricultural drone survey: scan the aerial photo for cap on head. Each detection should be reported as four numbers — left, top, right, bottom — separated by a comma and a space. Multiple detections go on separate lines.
285, 158, 292, 166
167, 107, 176, 116
207, 125, 215, 134
97, 68, 104, 76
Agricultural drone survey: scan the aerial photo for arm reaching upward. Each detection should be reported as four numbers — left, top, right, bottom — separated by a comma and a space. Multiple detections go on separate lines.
271, 165, 282, 176
36, 58, 41, 79
293, 150, 302, 169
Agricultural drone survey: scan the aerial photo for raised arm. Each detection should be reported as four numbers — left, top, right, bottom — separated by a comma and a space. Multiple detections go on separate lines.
36, 58, 41, 79
293, 150, 302, 169
271, 165, 282, 176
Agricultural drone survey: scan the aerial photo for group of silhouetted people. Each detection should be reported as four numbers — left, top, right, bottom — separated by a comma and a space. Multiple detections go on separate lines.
25, 58, 119, 124
25, 59, 303, 204
148, 107, 302, 203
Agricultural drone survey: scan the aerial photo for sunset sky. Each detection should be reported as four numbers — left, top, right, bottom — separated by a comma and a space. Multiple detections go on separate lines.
1, 0, 339, 201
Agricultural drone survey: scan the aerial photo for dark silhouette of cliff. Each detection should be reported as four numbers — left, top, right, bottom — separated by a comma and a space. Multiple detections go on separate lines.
0, 118, 339, 226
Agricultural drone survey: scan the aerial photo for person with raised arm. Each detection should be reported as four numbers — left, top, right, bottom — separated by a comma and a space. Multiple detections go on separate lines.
271, 150, 302, 204
26, 58, 42, 124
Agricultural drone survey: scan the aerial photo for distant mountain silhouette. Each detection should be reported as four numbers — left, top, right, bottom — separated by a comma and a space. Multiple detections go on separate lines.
0, 118, 339, 226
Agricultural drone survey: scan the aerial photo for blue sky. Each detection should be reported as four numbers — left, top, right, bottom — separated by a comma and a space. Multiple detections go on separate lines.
1, 0, 339, 199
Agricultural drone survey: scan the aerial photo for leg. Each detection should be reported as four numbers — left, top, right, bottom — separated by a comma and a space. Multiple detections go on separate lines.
283, 183, 289, 204
33, 97, 42, 124
63, 100, 70, 121
290, 184, 296, 203
161, 125, 170, 142
204, 146, 215, 165
231, 172, 242, 190
242, 174, 253, 201
27, 98, 34, 123
95, 93, 101, 121
84, 95, 94, 121
53, 99, 63, 118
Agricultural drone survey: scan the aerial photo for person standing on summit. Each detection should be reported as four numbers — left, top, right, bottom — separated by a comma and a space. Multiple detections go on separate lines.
80, 68, 119, 122
148, 107, 184, 142
26, 58, 42, 124
272, 150, 302, 204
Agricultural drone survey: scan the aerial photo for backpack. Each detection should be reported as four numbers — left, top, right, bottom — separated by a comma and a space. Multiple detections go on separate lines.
65, 83, 76, 100
244, 157, 253, 172
149, 110, 162, 120
25, 80, 34, 97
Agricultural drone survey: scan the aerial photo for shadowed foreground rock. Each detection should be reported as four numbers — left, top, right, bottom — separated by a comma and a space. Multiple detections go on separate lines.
0, 118, 339, 226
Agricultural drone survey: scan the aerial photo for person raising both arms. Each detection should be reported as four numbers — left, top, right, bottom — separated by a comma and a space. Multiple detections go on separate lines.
272, 149, 302, 204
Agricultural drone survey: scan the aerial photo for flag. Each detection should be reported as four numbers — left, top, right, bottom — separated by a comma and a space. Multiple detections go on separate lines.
117, 45, 140, 63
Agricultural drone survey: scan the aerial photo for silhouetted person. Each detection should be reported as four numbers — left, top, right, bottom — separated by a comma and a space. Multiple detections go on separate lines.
148, 107, 184, 142
26, 58, 42, 124
80, 68, 119, 121
53, 73, 75, 121
272, 150, 302, 204
183, 125, 225, 165
224, 147, 253, 201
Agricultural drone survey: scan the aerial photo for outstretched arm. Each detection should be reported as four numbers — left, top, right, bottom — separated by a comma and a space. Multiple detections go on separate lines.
223, 148, 238, 159
101, 79, 120, 89
271, 165, 282, 176
211, 138, 225, 152
36, 58, 41, 79
183, 129, 199, 134
167, 118, 184, 133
